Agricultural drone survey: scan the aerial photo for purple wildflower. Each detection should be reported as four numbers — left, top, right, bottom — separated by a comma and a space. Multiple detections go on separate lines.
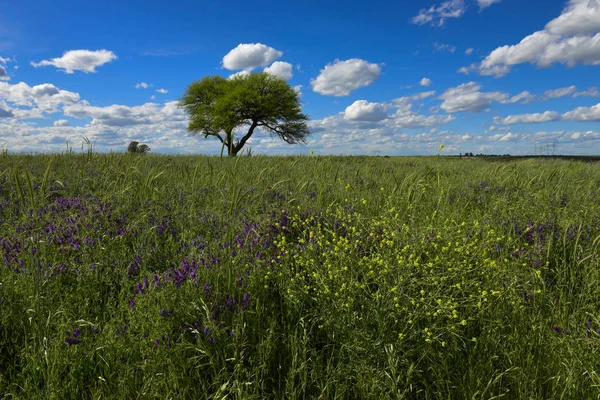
73, 328, 82, 337
553, 326, 564, 334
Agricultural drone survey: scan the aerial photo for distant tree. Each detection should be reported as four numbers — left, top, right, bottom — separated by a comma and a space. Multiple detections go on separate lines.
179, 72, 309, 157
128, 141, 139, 153
137, 144, 151, 154
127, 141, 151, 154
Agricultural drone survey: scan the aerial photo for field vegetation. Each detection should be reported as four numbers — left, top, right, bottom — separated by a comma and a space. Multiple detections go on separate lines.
1, 152, 600, 399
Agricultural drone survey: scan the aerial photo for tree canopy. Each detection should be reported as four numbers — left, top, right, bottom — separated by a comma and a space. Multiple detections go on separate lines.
127, 141, 151, 154
179, 72, 309, 156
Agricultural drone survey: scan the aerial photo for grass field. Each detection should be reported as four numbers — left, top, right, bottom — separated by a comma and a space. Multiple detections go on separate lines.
1, 153, 600, 399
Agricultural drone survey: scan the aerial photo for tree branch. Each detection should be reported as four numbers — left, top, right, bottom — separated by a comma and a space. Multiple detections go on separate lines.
233, 121, 258, 155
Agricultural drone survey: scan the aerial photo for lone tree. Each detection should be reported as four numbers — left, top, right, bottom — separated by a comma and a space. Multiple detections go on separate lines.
127, 141, 151, 154
179, 72, 309, 157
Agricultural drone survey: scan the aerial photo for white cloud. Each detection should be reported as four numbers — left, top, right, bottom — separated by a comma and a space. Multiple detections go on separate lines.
508, 90, 537, 104
31, 50, 117, 74
0, 82, 80, 114
0, 66, 8, 81
545, 0, 600, 36
293, 85, 303, 96
465, 0, 600, 76
544, 85, 577, 99
228, 70, 250, 80
310, 58, 381, 96
573, 86, 600, 97
433, 42, 457, 53
499, 132, 519, 141
477, 0, 502, 9
135, 82, 151, 89
465, 48, 474, 55
222, 43, 283, 71
156, 88, 168, 94
494, 102, 600, 124
411, 0, 467, 26
0, 57, 11, 64
344, 100, 388, 122
562, 102, 600, 121
263, 61, 293, 80
439, 82, 510, 113
420, 77, 432, 87
410, 90, 436, 100
53, 119, 69, 127
63, 101, 186, 127
388, 114, 455, 129
494, 111, 562, 125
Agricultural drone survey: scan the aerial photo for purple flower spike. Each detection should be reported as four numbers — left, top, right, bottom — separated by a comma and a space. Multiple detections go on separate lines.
209, 337, 214, 345
73, 328, 82, 337
553, 326, 564, 334
66, 338, 81, 345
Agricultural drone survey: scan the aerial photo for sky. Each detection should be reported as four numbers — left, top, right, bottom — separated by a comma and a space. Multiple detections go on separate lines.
0, 0, 599, 156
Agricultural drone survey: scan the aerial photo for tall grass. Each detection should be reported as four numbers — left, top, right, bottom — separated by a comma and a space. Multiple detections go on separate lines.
1, 153, 599, 399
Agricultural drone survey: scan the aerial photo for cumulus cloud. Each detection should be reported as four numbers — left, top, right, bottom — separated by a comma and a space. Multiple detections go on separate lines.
310, 58, 381, 96
465, 48, 474, 55
493, 111, 562, 125
420, 77, 432, 87
64, 101, 186, 127
263, 61, 293, 80
222, 43, 283, 71
544, 85, 577, 99
0, 66, 8, 81
439, 82, 511, 113
463, 0, 600, 76
53, 119, 69, 127
494, 102, 600, 125
508, 91, 537, 104
0, 82, 80, 114
388, 114, 455, 129
135, 82, 151, 89
31, 50, 117, 74
411, 0, 467, 26
546, 0, 600, 36
477, 0, 502, 9
0, 57, 11, 64
562, 102, 600, 121
156, 88, 168, 94
228, 70, 250, 80
344, 100, 388, 122
573, 86, 600, 97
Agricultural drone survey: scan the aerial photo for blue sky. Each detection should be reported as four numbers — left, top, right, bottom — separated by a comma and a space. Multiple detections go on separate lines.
0, 0, 599, 155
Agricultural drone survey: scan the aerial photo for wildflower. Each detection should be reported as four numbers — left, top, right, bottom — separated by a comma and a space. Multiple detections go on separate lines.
66, 337, 81, 345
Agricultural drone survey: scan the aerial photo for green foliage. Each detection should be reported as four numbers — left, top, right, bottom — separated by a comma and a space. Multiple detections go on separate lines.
127, 141, 139, 154
179, 72, 309, 156
128, 141, 151, 154
0, 154, 600, 399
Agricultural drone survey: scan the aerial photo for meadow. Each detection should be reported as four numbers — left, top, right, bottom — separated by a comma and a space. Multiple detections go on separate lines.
1, 152, 599, 399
